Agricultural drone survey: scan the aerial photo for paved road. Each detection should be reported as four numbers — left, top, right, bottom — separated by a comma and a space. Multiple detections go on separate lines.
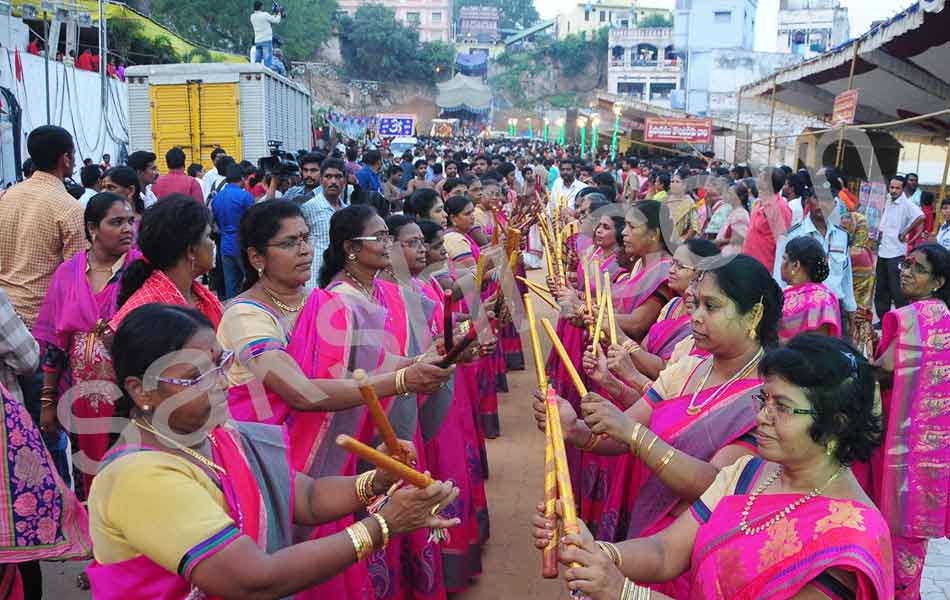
41, 275, 950, 599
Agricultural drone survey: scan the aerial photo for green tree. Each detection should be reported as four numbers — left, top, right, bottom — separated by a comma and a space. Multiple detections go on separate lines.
639, 13, 673, 28
338, 4, 455, 84
107, 18, 181, 64
454, 0, 539, 30
147, 0, 334, 60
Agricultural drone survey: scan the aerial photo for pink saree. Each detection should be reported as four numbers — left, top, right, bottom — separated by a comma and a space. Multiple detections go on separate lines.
578, 258, 671, 527
689, 457, 894, 600
644, 297, 691, 361
32, 250, 138, 493
87, 423, 295, 600
779, 282, 842, 342
870, 299, 950, 598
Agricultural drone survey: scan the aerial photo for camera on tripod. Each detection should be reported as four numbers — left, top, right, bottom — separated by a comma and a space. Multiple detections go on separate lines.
258, 141, 299, 179
271, 1, 286, 17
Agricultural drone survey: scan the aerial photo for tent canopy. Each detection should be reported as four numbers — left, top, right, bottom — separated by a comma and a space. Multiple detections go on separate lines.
739, 0, 950, 143
437, 74, 492, 114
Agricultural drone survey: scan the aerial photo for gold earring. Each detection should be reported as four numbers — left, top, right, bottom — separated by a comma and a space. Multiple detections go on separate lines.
257, 267, 264, 279
142, 405, 151, 413
347, 253, 356, 261
825, 439, 838, 456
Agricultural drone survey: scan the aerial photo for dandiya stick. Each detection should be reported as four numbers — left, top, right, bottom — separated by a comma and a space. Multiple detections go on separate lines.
604, 271, 617, 345
582, 260, 594, 336
491, 208, 500, 245
474, 254, 487, 291
523, 294, 547, 393
592, 257, 603, 307
336, 435, 434, 488
354, 369, 404, 461
442, 289, 454, 354
540, 318, 588, 398
591, 287, 609, 357
546, 388, 580, 567
516, 277, 558, 310
436, 325, 478, 368
541, 414, 559, 578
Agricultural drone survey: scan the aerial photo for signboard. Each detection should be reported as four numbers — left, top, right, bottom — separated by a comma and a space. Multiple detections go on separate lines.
858, 181, 887, 235
832, 89, 860, 126
643, 117, 713, 144
377, 114, 416, 137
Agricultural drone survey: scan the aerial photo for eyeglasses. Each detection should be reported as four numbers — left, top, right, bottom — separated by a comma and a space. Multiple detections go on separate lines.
266, 234, 311, 251
400, 238, 425, 249
156, 351, 234, 392
671, 259, 695, 272
351, 233, 394, 244
754, 393, 817, 420
898, 259, 932, 276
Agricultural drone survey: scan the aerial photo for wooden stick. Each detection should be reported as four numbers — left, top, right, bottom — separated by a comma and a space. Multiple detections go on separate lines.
491, 208, 500, 245
582, 260, 594, 336
542, 413, 559, 578
546, 389, 580, 566
474, 254, 487, 291
442, 289, 454, 354
523, 294, 547, 394
592, 257, 603, 307
541, 318, 588, 398
354, 370, 405, 462
336, 435, 434, 488
591, 287, 609, 357
436, 326, 478, 368
604, 271, 617, 345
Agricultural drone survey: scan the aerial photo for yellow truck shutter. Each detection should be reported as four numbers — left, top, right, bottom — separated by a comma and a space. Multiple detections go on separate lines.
150, 82, 241, 170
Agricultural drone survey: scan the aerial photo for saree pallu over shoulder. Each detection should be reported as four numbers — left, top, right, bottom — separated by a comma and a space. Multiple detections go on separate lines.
87, 423, 294, 600
615, 257, 672, 314
779, 283, 842, 342
874, 300, 950, 539
690, 460, 894, 600
109, 268, 223, 331
645, 297, 691, 360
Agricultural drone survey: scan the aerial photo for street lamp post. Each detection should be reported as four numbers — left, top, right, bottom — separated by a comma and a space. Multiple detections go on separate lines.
610, 104, 622, 161
556, 118, 565, 145
543, 117, 550, 143
577, 117, 588, 159
527, 118, 533, 139
590, 115, 600, 161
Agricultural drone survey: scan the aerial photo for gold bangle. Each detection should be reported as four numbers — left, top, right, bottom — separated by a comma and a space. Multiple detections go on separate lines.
654, 448, 676, 477
356, 470, 376, 505
352, 521, 374, 560
629, 423, 642, 455
371, 513, 390, 548
622, 340, 640, 355
40, 397, 56, 407
394, 368, 409, 396
581, 431, 601, 452
345, 525, 366, 560
643, 433, 660, 458
596, 540, 623, 569
620, 578, 635, 600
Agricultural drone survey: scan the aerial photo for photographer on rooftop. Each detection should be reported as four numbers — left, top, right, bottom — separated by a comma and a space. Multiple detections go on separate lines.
251, 0, 284, 71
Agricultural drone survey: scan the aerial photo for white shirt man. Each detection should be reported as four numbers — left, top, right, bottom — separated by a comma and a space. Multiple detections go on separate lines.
251, 9, 281, 44
879, 187, 924, 260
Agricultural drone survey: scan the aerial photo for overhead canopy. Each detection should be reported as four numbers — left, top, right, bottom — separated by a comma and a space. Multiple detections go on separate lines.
739, 0, 950, 143
455, 53, 487, 69
437, 74, 492, 114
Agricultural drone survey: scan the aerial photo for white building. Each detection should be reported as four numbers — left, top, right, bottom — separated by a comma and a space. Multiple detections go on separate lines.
336, 0, 453, 43
776, 0, 849, 59
555, 0, 670, 40
607, 26, 683, 108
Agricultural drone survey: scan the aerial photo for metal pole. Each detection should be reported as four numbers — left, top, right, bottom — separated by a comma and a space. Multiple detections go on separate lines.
767, 77, 776, 165
835, 43, 860, 169
44, 11, 50, 124
938, 140, 950, 234
734, 88, 743, 164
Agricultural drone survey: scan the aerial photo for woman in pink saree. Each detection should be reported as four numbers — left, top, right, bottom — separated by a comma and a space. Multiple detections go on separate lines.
871, 243, 950, 600
778, 237, 842, 342
537, 254, 784, 597
218, 202, 454, 599
89, 303, 458, 600
33, 192, 137, 495
381, 214, 487, 593
536, 334, 894, 600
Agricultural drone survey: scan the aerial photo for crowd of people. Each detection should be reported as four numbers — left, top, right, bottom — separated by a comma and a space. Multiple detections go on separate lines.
0, 123, 946, 600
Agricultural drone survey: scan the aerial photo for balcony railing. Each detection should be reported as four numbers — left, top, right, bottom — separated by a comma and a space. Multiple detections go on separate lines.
610, 58, 680, 69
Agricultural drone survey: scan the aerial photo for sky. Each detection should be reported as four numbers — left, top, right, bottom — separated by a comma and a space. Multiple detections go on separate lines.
537, 0, 918, 51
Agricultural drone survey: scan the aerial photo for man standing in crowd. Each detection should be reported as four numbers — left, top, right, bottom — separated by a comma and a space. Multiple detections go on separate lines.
212, 164, 255, 299
151, 147, 203, 202
284, 153, 323, 205
78, 163, 101, 207
774, 190, 856, 337
356, 150, 382, 194
472, 155, 490, 178
302, 158, 349, 288
127, 150, 159, 208
782, 172, 805, 227
874, 176, 925, 318
904, 172, 922, 207
550, 158, 587, 211
406, 159, 434, 194
201, 147, 228, 200
743, 167, 792, 270
250, 0, 282, 70
99, 153, 111, 171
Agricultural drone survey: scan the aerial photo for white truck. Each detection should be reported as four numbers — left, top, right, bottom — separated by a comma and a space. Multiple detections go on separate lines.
125, 62, 311, 168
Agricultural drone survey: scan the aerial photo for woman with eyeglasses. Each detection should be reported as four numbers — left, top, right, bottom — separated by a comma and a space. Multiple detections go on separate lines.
319, 204, 453, 600
109, 194, 222, 333
87, 304, 460, 599
219, 200, 454, 598
870, 242, 950, 600
777, 236, 842, 342
535, 255, 782, 597
380, 214, 488, 593
534, 334, 893, 600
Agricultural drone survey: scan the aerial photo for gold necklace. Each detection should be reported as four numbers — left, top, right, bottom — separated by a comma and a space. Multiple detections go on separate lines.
261, 285, 305, 312
739, 464, 846, 535
686, 348, 764, 416
344, 269, 376, 301
133, 419, 226, 474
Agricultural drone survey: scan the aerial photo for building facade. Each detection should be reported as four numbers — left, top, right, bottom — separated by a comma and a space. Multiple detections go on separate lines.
607, 26, 682, 107
776, 0, 849, 59
555, 0, 671, 40
336, 0, 453, 43
457, 6, 499, 42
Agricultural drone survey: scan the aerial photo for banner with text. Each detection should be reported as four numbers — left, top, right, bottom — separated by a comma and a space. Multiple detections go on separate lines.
643, 117, 713, 144
377, 114, 417, 137
832, 89, 860, 126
